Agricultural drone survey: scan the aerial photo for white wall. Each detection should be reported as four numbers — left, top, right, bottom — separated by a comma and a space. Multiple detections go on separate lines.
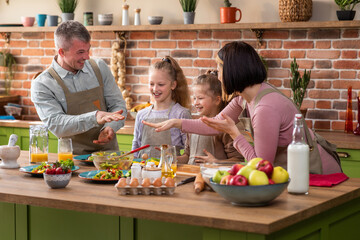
0, 0, 349, 25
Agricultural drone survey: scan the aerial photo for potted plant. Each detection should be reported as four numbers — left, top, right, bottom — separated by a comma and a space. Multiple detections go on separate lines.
0, 51, 16, 95
179, 0, 198, 24
220, 0, 242, 23
289, 58, 311, 116
58, 0, 78, 22
335, 0, 360, 20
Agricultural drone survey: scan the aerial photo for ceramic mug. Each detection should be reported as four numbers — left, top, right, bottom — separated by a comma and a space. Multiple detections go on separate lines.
220, 7, 242, 24
47, 15, 62, 27
36, 14, 47, 27
21, 16, 35, 27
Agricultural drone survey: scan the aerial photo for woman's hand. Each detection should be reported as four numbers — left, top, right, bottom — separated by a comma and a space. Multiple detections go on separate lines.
142, 119, 182, 132
200, 113, 241, 140
96, 110, 125, 125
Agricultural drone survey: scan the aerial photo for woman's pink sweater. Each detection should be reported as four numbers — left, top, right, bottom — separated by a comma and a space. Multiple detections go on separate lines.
182, 83, 341, 174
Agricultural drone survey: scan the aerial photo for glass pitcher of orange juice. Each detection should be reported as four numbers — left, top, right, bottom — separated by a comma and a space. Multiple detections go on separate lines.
29, 125, 48, 163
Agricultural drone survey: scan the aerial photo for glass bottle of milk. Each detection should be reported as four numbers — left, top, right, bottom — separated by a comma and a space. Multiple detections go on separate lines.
287, 113, 309, 194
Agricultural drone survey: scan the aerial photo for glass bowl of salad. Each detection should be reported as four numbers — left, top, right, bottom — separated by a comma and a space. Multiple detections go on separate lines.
92, 151, 134, 170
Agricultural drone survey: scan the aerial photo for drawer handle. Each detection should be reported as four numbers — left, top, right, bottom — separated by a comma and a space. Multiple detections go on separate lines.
337, 152, 350, 158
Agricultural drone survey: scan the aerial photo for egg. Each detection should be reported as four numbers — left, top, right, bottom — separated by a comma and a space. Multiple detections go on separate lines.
141, 153, 149, 160
142, 178, 151, 187
153, 177, 162, 187
129, 178, 139, 187
165, 177, 175, 187
116, 178, 127, 187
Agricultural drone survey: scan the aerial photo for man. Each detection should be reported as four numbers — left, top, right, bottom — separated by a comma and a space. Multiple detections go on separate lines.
31, 21, 127, 154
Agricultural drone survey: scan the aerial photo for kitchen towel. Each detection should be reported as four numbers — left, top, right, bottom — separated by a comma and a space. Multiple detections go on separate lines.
309, 173, 349, 187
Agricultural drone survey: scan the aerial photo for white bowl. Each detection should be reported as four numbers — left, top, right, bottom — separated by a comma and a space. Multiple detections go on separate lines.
43, 172, 72, 189
98, 14, 113, 25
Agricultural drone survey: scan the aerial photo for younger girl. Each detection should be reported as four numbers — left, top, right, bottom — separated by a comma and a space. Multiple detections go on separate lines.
132, 56, 191, 158
177, 71, 244, 164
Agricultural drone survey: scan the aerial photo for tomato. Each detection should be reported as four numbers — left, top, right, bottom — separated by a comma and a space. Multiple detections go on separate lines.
45, 168, 52, 174
55, 167, 64, 174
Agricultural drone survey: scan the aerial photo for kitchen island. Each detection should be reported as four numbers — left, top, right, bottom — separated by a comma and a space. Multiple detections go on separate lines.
0, 152, 360, 240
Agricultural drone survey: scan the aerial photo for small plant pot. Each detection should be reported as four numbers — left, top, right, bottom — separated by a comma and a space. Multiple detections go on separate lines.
61, 13, 74, 22
336, 10, 356, 21
183, 12, 195, 24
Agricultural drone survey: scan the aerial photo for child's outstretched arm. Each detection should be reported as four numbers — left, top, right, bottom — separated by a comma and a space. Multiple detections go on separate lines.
142, 118, 182, 132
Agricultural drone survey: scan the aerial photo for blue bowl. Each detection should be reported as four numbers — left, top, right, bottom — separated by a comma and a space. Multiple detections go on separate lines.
209, 178, 289, 206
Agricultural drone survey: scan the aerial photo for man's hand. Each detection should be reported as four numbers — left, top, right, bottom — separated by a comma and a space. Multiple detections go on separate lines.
93, 127, 115, 145
96, 110, 125, 125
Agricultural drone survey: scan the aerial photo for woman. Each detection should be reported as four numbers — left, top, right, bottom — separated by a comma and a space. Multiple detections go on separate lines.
143, 41, 341, 174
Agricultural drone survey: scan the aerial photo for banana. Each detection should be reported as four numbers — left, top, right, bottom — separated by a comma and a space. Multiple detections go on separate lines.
130, 102, 152, 112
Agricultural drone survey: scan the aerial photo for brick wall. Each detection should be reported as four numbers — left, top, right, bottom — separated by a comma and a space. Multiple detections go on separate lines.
0, 28, 359, 131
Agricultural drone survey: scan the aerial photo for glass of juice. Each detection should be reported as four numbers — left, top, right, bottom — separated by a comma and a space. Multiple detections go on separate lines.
29, 125, 49, 164
58, 138, 73, 161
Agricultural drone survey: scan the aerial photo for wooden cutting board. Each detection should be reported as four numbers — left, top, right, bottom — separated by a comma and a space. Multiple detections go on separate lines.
176, 164, 200, 176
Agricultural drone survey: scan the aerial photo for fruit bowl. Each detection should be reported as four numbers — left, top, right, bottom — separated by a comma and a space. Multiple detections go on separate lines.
92, 151, 134, 170
43, 172, 72, 189
209, 178, 289, 206
200, 163, 232, 187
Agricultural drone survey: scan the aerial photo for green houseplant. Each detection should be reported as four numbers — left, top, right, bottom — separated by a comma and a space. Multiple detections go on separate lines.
335, 0, 360, 20
58, 0, 78, 21
179, 0, 198, 24
0, 51, 16, 95
289, 58, 311, 111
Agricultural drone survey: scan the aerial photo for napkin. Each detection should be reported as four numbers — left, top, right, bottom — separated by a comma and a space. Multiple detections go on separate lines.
309, 173, 349, 187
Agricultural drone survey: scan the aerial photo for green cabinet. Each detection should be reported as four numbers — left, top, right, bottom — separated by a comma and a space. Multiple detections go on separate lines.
338, 148, 360, 178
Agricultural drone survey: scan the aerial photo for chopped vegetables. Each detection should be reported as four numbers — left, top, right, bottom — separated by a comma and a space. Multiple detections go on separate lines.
93, 169, 123, 180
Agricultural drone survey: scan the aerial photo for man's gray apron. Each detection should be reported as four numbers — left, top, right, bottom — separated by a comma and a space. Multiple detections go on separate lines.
48, 59, 119, 155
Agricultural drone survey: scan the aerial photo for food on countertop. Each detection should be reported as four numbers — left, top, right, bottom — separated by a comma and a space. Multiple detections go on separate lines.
31, 159, 75, 174
93, 169, 123, 180
130, 102, 152, 112
141, 153, 148, 160
114, 177, 176, 195
214, 159, 289, 186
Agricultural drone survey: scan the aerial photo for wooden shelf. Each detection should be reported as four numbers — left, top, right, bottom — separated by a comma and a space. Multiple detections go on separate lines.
1, 21, 360, 33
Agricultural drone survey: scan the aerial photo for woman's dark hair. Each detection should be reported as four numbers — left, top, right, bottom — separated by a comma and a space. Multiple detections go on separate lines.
217, 41, 267, 94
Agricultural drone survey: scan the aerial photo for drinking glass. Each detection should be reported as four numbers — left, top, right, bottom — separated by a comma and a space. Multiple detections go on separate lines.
29, 125, 48, 163
57, 138, 73, 161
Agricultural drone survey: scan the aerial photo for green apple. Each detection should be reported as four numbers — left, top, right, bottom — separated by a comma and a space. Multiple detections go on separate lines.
271, 166, 289, 184
213, 170, 230, 183
249, 170, 269, 186
246, 157, 263, 168
238, 165, 255, 180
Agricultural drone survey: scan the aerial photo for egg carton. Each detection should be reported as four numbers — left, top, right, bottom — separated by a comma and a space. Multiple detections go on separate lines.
115, 185, 176, 195
114, 177, 176, 195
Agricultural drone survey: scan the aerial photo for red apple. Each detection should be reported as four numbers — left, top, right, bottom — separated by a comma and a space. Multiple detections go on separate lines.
268, 179, 275, 185
229, 164, 244, 175
256, 159, 274, 178
220, 175, 233, 185
229, 175, 248, 186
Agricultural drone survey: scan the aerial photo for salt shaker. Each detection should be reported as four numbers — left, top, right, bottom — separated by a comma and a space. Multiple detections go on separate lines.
122, 4, 129, 26
134, 8, 141, 25
131, 163, 141, 179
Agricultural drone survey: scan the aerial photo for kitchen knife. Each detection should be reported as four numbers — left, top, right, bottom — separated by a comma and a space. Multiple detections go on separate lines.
177, 176, 196, 186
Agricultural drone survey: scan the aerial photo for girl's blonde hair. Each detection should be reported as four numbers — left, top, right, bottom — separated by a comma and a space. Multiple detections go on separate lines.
151, 56, 191, 109
195, 70, 227, 111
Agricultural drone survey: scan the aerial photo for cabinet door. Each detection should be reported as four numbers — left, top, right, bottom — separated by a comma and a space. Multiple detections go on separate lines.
13, 128, 29, 151
116, 134, 133, 151
337, 148, 360, 178
0, 127, 13, 146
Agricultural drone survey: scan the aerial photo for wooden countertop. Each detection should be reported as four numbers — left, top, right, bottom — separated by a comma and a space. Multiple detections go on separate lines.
0, 151, 360, 235
1, 120, 359, 149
